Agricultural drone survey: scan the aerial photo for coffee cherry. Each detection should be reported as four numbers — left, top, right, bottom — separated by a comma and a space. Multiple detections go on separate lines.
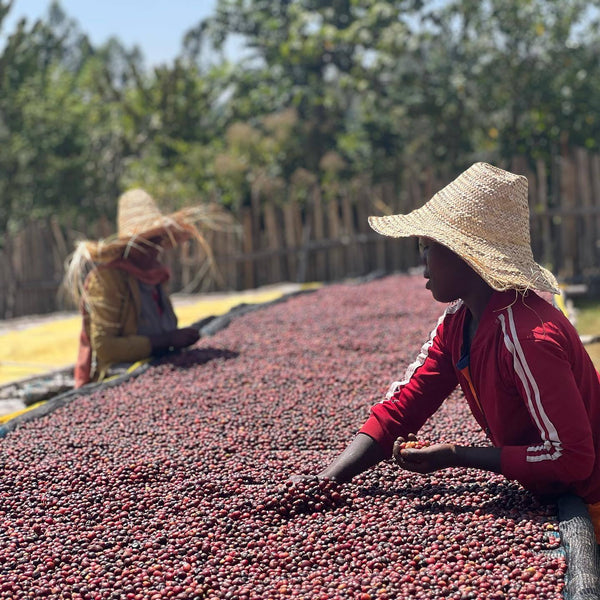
396, 440, 432, 450
0, 274, 567, 599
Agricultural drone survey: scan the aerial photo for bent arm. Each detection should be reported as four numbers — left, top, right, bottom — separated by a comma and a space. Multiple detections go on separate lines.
394, 442, 501, 474
499, 337, 597, 494
301, 308, 459, 484
318, 433, 387, 483
320, 437, 502, 484
149, 327, 200, 354
87, 270, 152, 365
455, 445, 502, 473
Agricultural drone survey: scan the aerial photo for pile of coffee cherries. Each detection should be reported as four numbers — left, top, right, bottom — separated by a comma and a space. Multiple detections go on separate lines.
396, 440, 432, 450
0, 275, 565, 599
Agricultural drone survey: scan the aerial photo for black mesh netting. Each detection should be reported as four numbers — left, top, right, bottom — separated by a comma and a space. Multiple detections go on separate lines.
558, 494, 600, 600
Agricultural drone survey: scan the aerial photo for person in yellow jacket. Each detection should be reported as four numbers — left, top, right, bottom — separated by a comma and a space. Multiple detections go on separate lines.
64, 189, 231, 387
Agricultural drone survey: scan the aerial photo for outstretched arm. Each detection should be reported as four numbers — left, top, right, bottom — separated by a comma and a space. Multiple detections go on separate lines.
319, 433, 388, 482
293, 433, 387, 484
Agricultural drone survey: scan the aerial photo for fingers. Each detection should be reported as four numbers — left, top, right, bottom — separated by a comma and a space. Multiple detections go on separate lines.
393, 443, 455, 474
393, 434, 432, 473
392, 439, 403, 462
186, 328, 200, 344
392, 440, 402, 462
392, 433, 418, 462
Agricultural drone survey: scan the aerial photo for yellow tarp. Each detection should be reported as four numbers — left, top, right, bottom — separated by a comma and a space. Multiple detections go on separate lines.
0, 284, 320, 386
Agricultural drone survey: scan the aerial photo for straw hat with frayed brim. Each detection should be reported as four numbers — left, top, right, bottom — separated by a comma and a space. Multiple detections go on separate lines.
83, 189, 199, 260
368, 162, 560, 295
64, 189, 235, 303
80, 189, 232, 262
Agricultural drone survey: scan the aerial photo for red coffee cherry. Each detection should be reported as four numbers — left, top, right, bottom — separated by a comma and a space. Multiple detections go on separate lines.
0, 274, 566, 599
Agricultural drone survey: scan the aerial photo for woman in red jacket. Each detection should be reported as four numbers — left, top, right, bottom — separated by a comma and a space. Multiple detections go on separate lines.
306, 162, 600, 542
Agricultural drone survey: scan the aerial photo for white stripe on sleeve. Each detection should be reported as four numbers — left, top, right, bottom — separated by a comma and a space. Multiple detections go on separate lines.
385, 302, 463, 402
498, 308, 562, 462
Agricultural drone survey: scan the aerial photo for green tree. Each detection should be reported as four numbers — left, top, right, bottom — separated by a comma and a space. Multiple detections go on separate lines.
121, 59, 235, 208
3, 0, 600, 235
465, 0, 600, 161
198, 0, 430, 196
0, 1, 96, 233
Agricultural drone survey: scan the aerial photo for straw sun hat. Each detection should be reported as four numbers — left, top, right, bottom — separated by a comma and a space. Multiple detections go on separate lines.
65, 189, 234, 301
71, 188, 234, 262
92, 188, 209, 259
368, 162, 560, 295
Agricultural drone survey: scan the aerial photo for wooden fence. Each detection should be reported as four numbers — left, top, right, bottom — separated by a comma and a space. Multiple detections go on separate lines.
2, 148, 600, 319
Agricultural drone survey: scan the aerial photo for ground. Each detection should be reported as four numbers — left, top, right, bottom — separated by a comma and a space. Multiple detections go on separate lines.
0, 282, 318, 419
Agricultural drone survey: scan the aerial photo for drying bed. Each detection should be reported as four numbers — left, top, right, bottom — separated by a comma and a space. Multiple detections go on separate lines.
0, 275, 568, 599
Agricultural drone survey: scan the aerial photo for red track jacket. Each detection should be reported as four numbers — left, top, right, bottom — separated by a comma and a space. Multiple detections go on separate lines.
360, 290, 600, 503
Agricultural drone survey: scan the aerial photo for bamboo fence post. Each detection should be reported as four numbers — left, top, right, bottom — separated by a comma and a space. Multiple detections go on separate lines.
402, 175, 422, 270
4, 233, 16, 319
352, 187, 366, 276
263, 201, 283, 283
217, 228, 233, 290
511, 155, 528, 177
421, 165, 435, 201
293, 200, 304, 281
591, 153, 600, 276
242, 208, 255, 290
180, 238, 192, 290
297, 220, 311, 284
13, 223, 27, 316
26, 222, 39, 314
231, 227, 244, 290
354, 184, 370, 275
327, 197, 343, 280
526, 165, 539, 256
214, 228, 231, 292
0, 249, 7, 318
204, 232, 217, 292
50, 216, 68, 265
576, 148, 595, 274
341, 190, 359, 276
94, 215, 113, 239
384, 181, 402, 271
535, 159, 553, 270
550, 151, 563, 274
283, 200, 299, 281
311, 186, 326, 281
560, 151, 577, 280
202, 231, 212, 292
42, 223, 57, 313
371, 184, 388, 272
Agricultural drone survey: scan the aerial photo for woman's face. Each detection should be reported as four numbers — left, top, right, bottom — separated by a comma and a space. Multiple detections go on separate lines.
125, 235, 164, 269
418, 237, 478, 303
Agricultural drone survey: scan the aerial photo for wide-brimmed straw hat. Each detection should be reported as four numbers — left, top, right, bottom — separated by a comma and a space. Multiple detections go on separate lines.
117, 188, 195, 242
368, 162, 560, 294
74, 188, 232, 263
93, 188, 206, 259
64, 188, 234, 302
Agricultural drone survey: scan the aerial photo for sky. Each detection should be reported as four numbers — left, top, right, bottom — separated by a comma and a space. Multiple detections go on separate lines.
2, 0, 225, 66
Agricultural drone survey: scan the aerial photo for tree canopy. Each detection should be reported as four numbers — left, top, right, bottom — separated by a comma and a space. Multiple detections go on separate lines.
1, 0, 599, 234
